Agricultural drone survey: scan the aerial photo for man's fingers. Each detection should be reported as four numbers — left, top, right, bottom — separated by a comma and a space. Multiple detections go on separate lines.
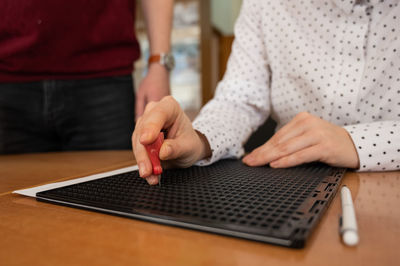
269, 145, 321, 168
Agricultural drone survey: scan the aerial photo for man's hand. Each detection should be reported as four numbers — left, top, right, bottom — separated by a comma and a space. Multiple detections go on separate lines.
132, 96, 211, 185
135, 64, 170, 120
242, 112, 360, 169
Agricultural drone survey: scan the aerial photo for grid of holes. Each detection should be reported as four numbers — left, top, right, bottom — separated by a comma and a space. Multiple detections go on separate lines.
47, 160, 334, 236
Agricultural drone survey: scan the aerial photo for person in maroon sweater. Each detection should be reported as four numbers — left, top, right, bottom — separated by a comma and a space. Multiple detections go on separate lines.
0, 0, 174, 153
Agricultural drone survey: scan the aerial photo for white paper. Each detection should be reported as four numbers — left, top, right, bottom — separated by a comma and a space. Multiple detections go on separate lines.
13, 165, 139, 197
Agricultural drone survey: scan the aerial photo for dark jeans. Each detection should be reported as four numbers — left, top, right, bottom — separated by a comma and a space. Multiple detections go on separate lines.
0, 75, 135, 154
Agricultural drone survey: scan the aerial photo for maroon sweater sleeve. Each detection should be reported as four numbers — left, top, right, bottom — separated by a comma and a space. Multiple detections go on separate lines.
0, 0, 140, 82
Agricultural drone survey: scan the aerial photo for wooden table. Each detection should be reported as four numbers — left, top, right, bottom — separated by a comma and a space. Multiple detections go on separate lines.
1, 151, 399, 266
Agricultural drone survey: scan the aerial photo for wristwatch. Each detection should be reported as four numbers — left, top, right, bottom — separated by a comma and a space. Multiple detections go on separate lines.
148, 52, 175, 71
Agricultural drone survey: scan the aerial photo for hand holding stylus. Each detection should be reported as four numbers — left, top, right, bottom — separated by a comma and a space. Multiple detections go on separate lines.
131, 96, 211, 185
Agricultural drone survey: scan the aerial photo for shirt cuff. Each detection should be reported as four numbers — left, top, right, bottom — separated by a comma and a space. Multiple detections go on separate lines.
192, 119, 244, 166
343, 121, 400, 171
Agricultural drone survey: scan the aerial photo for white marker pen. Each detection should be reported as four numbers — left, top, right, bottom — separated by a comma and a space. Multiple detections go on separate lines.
340, 186, 359, 246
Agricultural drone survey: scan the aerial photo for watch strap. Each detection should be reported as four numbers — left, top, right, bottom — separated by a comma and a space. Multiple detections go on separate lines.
148, 54, 162, 65
148, 52, 175, 71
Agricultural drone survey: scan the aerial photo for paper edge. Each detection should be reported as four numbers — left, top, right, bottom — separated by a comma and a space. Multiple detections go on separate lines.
13, 165, 139, 197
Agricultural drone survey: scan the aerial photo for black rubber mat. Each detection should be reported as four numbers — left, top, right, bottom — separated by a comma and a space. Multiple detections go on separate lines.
36, 159, 345, 248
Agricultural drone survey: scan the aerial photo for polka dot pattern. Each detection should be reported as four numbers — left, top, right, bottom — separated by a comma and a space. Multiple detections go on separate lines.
193, 0, 400, 171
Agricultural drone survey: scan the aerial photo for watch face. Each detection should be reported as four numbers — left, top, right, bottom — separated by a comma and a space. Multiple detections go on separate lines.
163, 53, 175, 71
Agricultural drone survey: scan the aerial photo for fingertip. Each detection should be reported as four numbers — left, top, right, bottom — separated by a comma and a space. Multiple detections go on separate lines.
242, 155, 255, 166
138, 162, 151, 177
146, 175, 159, 185
242, 160, 250, 166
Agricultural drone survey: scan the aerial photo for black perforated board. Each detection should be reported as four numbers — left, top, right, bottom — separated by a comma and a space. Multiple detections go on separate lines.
36, 159, 345, 248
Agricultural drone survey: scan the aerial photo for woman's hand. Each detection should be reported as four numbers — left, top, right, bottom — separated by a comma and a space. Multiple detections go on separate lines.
132, 96, 211, 185
243, 112, 360, 169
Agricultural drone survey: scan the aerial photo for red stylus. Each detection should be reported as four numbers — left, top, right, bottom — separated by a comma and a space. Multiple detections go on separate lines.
144, 132, 164, 185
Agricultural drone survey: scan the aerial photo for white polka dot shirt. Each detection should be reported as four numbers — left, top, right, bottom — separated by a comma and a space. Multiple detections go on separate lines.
193, 0, 400, 171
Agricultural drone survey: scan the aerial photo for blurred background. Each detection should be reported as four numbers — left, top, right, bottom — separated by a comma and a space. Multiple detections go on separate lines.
135, 0, 275, 152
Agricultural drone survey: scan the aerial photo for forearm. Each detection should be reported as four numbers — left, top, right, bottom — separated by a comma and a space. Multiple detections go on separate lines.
141, 0, 174, 54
